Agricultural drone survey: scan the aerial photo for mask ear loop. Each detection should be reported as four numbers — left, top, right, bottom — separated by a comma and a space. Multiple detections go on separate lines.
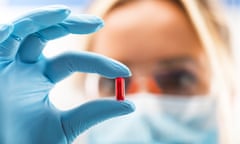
84, 74, 100, 100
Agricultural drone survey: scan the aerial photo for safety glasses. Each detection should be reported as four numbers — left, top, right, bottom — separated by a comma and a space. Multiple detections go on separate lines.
85, 67, 207, 97
99, 68, 197, 96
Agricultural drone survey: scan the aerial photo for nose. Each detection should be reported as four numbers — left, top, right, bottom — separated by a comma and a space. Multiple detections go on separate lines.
126, 76, 162, 95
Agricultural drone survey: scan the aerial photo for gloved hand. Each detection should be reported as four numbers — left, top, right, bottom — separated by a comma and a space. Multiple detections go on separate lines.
0, 5, 135, 144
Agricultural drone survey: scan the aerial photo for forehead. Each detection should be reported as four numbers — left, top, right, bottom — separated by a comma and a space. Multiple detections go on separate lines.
92, 0, 203, 63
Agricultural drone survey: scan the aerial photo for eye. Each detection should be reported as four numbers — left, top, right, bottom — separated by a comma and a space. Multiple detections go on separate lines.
154, 69, 197, 95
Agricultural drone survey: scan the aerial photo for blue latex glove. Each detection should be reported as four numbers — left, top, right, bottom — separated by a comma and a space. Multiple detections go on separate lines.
0, 5, 135, 144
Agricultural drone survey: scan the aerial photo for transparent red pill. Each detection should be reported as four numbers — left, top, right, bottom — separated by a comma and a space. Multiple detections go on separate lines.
115, 77, 125, 101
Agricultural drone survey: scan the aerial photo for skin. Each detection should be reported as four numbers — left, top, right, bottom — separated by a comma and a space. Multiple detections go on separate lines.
90, 0, 210, 96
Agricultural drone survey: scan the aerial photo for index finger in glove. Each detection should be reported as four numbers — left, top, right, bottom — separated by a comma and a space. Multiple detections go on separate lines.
44, 52, 132, 83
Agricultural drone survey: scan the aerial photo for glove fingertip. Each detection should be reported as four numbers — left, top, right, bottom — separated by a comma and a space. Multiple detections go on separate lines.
114, 60, 132, 78
103, 58, 132, 78
91, 52, 132, 78
88, 15, 105, 32
63, 15, 104, 34
118, 100, 136, 114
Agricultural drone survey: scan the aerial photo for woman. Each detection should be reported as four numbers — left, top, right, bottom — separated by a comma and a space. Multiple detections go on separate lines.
76, 0, 236, 143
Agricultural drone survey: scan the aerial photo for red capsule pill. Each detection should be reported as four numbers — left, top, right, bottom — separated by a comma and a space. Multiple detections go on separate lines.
115, 77, 125, 101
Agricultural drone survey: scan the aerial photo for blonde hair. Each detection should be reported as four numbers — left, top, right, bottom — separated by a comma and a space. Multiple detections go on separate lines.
79, 0, 235, 143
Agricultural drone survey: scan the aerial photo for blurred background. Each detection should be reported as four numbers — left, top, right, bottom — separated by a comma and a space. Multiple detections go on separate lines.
0, 0, 239, 143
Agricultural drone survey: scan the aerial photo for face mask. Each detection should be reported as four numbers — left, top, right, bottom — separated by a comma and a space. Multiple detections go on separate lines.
84, 93, 218, 144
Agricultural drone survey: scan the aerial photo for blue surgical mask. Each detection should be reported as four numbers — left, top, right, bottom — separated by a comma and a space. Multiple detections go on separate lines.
83, 93, 218, 144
